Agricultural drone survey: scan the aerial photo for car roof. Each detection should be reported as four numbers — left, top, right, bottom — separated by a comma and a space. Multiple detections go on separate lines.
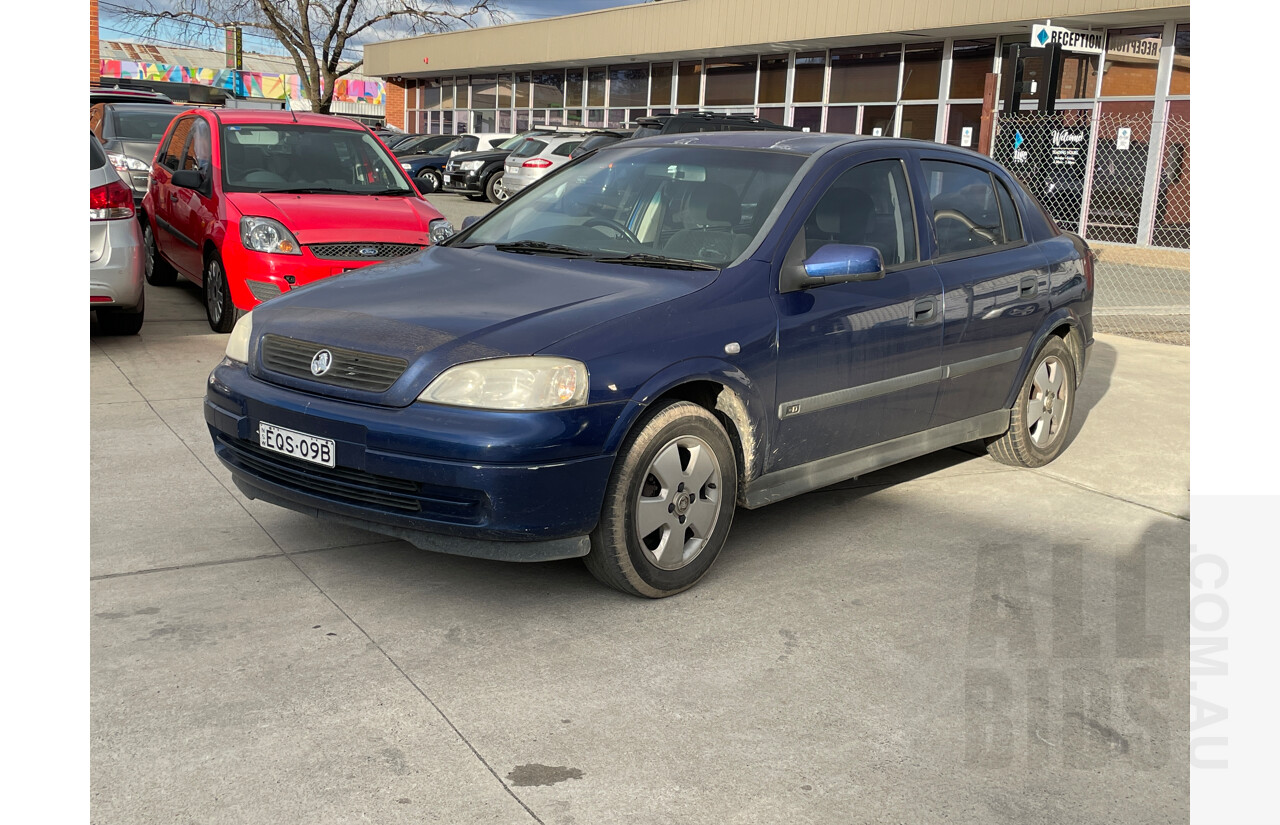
614, 130, 974, 159
206, 109, 369, 130
103, 102, 196, 113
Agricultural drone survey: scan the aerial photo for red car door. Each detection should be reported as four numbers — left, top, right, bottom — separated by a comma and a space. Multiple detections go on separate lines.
150, 116, 195, 274
167, 117, 219, 279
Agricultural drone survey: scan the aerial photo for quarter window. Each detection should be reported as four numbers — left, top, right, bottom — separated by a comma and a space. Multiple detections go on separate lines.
922, 160, 1021, 255
800, 160, 918, 266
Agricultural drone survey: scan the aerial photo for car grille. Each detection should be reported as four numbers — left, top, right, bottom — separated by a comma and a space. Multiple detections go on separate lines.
260, 335, 408, 393
216, 434, 488, 522
307, 242, 422, 260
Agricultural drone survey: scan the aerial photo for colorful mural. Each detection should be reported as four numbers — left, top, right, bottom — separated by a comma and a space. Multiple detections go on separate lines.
98, 59, 386, 105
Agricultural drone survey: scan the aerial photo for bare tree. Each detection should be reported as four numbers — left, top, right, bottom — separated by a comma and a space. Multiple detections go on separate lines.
116, 1, 503, 114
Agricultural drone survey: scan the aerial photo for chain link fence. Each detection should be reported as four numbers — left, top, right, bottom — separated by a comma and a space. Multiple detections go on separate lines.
992, 108, 1190, 345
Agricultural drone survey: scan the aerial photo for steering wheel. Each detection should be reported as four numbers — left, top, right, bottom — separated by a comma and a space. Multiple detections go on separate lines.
933, 209, 999, 245
583, 217, 640, 245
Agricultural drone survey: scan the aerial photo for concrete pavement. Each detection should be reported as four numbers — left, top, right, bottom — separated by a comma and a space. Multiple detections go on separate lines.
91, 218, 1190, 824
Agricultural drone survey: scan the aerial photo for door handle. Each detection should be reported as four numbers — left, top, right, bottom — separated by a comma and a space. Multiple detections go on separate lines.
912, 297, 937, 324
169, 193, 178, 202
1019, 275, 1038, 298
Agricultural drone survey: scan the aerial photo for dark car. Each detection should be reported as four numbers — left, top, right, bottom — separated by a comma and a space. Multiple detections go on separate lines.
91, 102, 195, 203
629, 111, 800, 139
442, 131, 560, 204
205, 133, 1093, 598
90, 86, 174, 107
398, 133, 513, 193
390, 134, 455, 155
569, 129, 634, 159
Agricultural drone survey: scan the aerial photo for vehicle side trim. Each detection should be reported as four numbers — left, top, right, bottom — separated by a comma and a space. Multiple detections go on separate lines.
742, 409, 1009, 508
777, 348, 1022, 419
156, 216, 200, 249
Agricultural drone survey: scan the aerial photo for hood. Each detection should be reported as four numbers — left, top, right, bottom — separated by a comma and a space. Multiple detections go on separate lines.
250, 244, 716, 406
447, 149, 511, 164
225, 192, 440, 245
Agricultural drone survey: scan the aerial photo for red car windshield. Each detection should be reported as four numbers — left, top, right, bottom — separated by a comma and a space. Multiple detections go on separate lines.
219, 123, 414, 195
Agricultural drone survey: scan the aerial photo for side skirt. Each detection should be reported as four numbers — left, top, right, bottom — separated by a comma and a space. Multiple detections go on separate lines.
742, 409, 1010, 509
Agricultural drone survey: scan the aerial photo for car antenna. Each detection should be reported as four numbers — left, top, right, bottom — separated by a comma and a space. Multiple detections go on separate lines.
290, 106, 298, 123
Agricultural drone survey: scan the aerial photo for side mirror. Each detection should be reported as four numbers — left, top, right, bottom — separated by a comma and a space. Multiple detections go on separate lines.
171, 168, 204, 190
781, 243, 885, 292
461, 215, 481, 231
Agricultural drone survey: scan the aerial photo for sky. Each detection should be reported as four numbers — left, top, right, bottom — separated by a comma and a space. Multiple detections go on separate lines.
97, 0, 645, 60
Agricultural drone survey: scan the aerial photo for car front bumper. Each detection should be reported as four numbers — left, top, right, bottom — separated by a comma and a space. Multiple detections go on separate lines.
441, 170, 483, 193
90, 216, 144, 309
204, 360, 619, 561
220, 242, 426, 313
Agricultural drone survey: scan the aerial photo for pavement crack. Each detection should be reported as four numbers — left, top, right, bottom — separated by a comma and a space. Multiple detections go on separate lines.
1030, 469, 1189, 521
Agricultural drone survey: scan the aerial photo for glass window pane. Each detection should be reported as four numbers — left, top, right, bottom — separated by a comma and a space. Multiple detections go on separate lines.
825, 107, 858, 134
757, 106, 785, 125
1059, 53, 1099, 99
588, 67, 607, 107
944, 103, 982, 147
515, 73, 532, 109
793, 106, 822, 132
608, 108, 627, 127
899, 105, 937, 141
650, 63, 673, 108
566, 70, 584, 108
802, 160, 917, 265
902, 42, 943, 100
830, 44, 899, 103
862, 106, 895, 136
922, 160, 1004, 254
704, 55, 757, 106
1101, 26, 1163, 97
495, 74, 514, 108
533, 70, 564, 108
457, 77, 472, 109
421, 80, 442, 110
759, 54, 788, 104
793, 51, 826, 103
442, 78, 456, 110
996, 180, 1023, 242
677, 60, 702, 106
608, 65, 649, 107
586, 108, 605, 127
949, 40, 995, 99
1170, 24, 1190, 95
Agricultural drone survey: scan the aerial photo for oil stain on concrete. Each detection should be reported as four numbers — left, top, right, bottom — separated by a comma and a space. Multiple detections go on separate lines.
506, 764, 584, 787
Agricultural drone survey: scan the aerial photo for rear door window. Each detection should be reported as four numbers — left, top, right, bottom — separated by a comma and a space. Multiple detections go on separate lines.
922, 159, 1022, 256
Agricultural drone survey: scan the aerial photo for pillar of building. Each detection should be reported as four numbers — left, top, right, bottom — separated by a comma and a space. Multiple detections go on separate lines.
384, 78, 406, 130
90, 0, 100, 85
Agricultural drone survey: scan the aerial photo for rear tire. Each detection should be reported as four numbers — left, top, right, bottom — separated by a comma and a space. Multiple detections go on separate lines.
97, 289, 145, 336
143, 221, 177, 287
986, 336, 1077, 468
585, 401, 738, 598
203, 252, 239, 333
486, 172, 508, 204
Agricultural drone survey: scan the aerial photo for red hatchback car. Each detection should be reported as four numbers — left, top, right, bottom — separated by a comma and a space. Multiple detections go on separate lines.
141, 109, 453, 331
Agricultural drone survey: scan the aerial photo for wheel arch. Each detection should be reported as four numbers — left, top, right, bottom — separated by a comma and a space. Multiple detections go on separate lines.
1002, 309, 1088, 409
604, 361, 768, 502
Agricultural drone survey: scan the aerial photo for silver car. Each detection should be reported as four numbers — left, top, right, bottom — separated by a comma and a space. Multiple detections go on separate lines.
502, 134, 584, 196
90, 134, 145, 335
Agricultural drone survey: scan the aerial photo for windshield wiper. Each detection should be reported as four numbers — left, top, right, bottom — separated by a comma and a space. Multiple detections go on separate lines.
587, 253, 722, 271
490, 240, 593, 257
361, 188, 412, 196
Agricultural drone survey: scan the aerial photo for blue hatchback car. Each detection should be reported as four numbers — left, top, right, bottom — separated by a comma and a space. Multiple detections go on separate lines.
206, 132, 1093, 598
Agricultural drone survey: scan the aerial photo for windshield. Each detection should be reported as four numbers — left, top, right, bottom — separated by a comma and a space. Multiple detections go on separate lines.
220, 123, 413, 195
114, 109, 183, 141
458, 145, 804, 267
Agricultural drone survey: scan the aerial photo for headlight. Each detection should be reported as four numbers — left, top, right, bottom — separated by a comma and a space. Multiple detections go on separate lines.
400, 163, 413, 170
225, 312, 253, 362
429, 218, 455, 245
417, 357, 588, 410
107, 152, 150, 173
459, 160, 483, 171
239, 216, 301, 255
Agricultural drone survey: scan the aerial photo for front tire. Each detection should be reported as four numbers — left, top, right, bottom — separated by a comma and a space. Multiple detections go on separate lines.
417, 168, 442, 194
143, 221, 177, 286
585, 401, 738, 598
986, 336, 1077, 467
203, 253, 238, 333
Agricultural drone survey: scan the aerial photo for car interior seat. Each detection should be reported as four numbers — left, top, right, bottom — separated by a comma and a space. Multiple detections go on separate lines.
662, 182, 751, 262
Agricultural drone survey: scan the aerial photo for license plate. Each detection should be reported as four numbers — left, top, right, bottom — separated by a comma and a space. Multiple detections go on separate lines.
259, 422, 335, 467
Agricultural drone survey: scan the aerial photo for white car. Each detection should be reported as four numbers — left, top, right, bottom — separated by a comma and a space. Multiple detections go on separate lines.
502, 134, 585, 196
90, 134, 145, 335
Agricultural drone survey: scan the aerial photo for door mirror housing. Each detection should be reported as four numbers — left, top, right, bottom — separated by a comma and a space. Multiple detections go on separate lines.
171, 168, 205, 190
781, 243, 885, 292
